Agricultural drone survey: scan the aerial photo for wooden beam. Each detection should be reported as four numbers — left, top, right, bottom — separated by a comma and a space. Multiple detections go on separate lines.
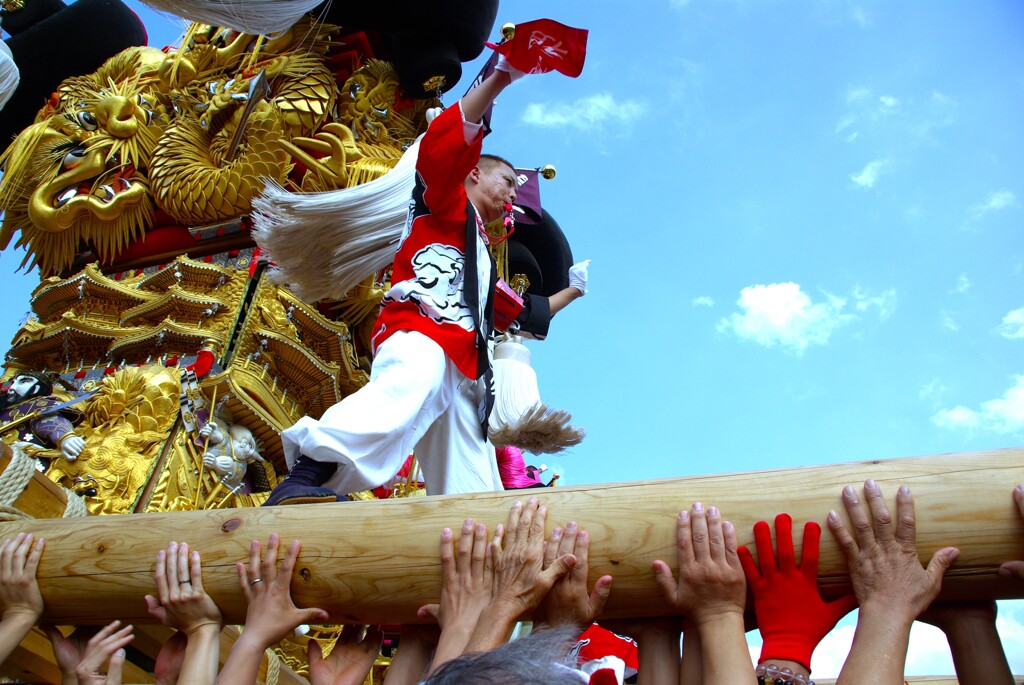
1, 448, 1022, 625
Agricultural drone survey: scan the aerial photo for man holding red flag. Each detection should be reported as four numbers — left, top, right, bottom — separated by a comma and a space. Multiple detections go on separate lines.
265, 21, 591, 504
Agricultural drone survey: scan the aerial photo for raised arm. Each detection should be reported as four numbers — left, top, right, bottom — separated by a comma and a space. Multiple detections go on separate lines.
144, 541, 224, 685
829, 481, 959, 685
459, 67, 514, 125
215, 534, 328, 685
0, 533, 45, 665
653, 503, 755, 685
738, 513, 857, 681
464, 497, 575, 653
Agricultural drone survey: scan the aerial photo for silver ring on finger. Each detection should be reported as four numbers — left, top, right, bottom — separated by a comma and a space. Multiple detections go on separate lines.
249, 577, 263, 586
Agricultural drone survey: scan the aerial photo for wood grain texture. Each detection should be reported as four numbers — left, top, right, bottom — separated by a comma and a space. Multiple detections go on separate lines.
1, 448, 1022, 625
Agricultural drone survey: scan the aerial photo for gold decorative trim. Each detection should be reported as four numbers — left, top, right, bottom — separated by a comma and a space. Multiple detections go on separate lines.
120, 285, 229, 326
31, 264, 154, 322
136, 255, 239, 293
107, 319, 220, 359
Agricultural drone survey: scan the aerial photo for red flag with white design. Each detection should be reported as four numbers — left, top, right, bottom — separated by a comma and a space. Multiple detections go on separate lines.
486, 19, 589, 78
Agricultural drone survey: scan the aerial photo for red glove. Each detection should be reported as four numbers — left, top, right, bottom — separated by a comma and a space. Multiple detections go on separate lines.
738, 513, 857, 671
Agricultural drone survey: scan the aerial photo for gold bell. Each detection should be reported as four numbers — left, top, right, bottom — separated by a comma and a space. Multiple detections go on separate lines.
501, 23, 516, 41
540, 164, 557, 180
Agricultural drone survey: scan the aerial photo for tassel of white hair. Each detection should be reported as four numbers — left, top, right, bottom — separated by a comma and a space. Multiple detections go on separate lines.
488, 338, 585, 454
251, 138, 420, 303
0, 41, 20, 111
139, 0, 323, 35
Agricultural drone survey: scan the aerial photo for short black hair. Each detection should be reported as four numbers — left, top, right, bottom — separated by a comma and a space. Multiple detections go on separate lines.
478, 153, 515, 174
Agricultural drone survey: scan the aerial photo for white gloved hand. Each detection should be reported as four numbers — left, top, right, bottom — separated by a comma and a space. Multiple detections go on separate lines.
495, 54, 526, 83
568, 259, 591, 295
60, 435, 86, 462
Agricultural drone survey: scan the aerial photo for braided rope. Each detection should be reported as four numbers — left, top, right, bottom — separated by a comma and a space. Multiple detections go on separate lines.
0, 444, 38, 508
61, 488, 88, 518
263, 647, 280, 685
0, 505, 32, 522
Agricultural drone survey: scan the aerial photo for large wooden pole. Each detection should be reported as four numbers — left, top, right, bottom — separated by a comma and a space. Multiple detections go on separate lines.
1, 448, 1022, 625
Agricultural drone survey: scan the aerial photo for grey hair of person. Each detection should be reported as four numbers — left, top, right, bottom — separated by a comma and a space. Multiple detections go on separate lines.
421, 624, 586, 685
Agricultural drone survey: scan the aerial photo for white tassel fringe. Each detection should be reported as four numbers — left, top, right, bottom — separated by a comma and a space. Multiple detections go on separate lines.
488, 339, 585, 454
139, 0, 323, 35
251, 138, 420, 303
0, 41, 20, 112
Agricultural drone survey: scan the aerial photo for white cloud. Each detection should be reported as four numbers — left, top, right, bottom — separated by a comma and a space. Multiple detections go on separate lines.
692, 296, 715, 307
845, 86, 871, 104
521, 93, 647, 131
919, 378, 948, 402
904, 623, 956, 675
852, 286, 897, 319
717, 282, 855, 355
850, 6, 872, 28
971, 190, 1017, 218
850, 159, 890, 188
932, 375, 1024, 434
953, 273, 971, 294
878, 95, 899, 109
941, 311, 959, 332
997, 307, 1024, 339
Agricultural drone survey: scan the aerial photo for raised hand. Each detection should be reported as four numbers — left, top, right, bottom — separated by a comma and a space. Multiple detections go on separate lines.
235, 533, 328, 649
73, 620, 134, 685
738, 513, 857, 671
308, 624, 383, 685
828, 481, 957, 619
0, 533, 45, 622
999, 483, 1024, 580
144, 541, 223, 636
653, 503, 745, 624
535, 521, 612, 628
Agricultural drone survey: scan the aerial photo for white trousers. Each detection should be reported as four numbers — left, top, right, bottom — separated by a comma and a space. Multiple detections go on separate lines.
281, 330, 503, 496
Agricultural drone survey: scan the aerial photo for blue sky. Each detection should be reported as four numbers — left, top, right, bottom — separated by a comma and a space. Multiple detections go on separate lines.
2, 0, 1022, 676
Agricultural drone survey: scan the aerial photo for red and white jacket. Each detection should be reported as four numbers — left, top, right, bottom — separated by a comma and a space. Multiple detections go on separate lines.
371, 104, 550, 385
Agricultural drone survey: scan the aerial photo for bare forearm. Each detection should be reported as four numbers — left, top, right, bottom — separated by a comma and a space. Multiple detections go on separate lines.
427, 622, 476, 675
548, 287, 583, 317
463, 605, 519, 654
836, 609, 913, 685
697, 613, 756, 684
942, 617, 1014, 685
460, 70, 512, 125
384, 636, 434, 685
679, 625, 702, 685
179, 625, 221, 685
215, 635, 266, 685
0, 613, 36, 665
636, 624, 680, 685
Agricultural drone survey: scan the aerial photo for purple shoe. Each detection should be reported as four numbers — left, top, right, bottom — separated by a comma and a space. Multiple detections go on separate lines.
263, 455, 339, 506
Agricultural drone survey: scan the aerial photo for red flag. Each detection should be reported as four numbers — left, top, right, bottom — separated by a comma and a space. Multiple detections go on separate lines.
486, 19, 588, 78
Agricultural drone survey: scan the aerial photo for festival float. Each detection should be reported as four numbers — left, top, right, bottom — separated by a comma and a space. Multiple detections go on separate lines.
0, 1, 1020, 682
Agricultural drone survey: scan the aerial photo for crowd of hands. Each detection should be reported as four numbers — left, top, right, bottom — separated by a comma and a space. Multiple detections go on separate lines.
0, 481, 1022, 685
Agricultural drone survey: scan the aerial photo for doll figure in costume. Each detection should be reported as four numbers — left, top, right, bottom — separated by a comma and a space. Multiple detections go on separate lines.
200, 419, 266, 492
0, 371, 85, 461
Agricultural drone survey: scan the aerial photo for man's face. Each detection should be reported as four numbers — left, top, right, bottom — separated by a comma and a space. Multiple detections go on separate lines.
7, 375, 40, 403
466, 162, 517, 225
